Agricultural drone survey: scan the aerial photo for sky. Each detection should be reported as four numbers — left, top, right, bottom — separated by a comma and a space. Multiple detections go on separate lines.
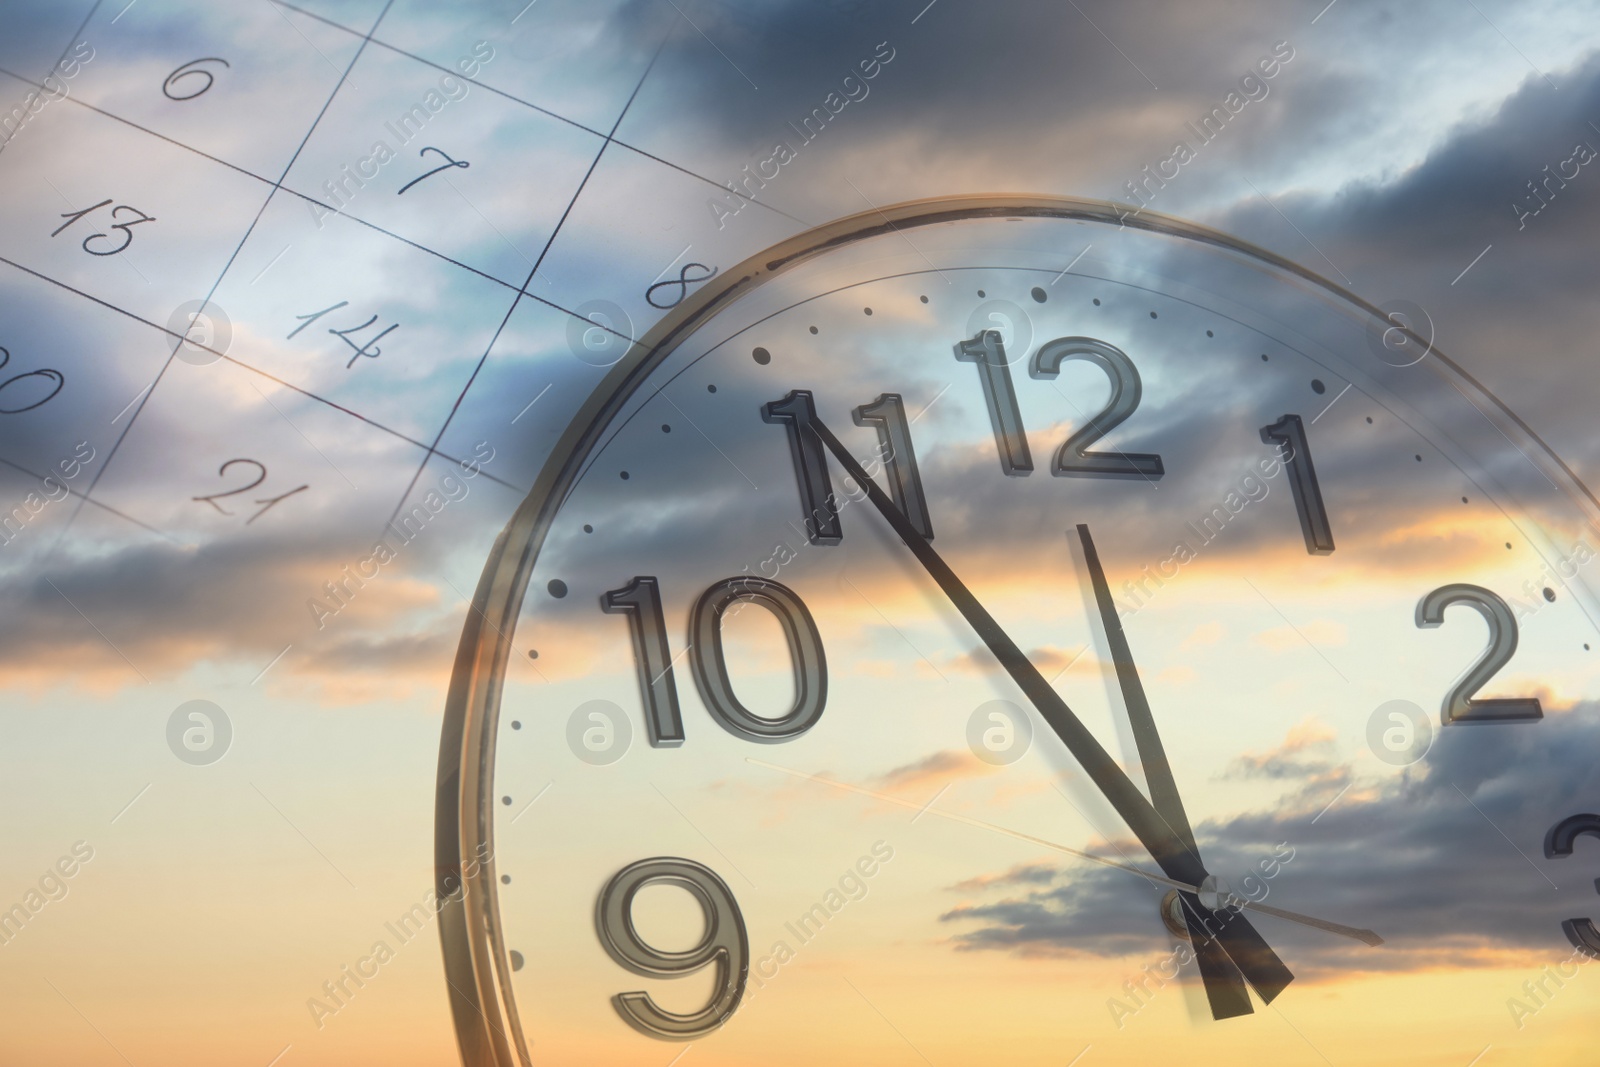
2, 1, 1600, 1065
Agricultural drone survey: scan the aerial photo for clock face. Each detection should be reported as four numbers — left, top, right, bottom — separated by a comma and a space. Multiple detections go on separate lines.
437, 197, 1600, 1066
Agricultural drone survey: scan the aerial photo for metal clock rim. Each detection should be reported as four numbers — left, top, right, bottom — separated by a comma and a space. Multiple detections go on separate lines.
433, 192, 1599, 1067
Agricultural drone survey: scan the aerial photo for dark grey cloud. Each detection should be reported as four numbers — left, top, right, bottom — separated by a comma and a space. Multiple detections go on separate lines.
1218, 46, 1600, 476
1224, 722, 1346, 785
612, 0, 1313, 225
601, 0, 1600, 495
0, 472, 506, 689
950, 860, 1058, 892
940, 704, 1600, 976
941, 861, 1170, 960
0, 0, 1593, 703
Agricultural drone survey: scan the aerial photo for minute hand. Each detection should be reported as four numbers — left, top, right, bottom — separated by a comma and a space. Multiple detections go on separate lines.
810, 417, 1293, 1007
1075, 522, 1267, 1017
1076, 523, 1198, 852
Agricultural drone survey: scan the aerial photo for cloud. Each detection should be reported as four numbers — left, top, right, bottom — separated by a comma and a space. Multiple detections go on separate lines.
0, 506, 477, 701
940, 868, 1163, 960
874, 748, 991, 793
1217, 45, 1600, 475
1180, 620, 1225, 650
1251, 618, 1348, 653
1224, 717, 1347, 795
949, 861, 1058, 893
945, 643, 1088, 678
11, 13, 1593, 712
940, 703, 1600, 977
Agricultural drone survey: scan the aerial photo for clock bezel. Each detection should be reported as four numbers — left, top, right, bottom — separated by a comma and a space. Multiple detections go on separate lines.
432, 193, 1599, 1067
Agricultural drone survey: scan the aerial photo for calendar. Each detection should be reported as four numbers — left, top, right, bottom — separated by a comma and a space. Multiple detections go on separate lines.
5, 3, 1600, 1066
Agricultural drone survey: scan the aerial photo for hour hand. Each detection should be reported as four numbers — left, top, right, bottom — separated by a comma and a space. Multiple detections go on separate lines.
1076, 524, 1293, 1017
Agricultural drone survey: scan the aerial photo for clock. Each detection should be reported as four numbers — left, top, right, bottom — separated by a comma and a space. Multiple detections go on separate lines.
435, 195, 1600, 1064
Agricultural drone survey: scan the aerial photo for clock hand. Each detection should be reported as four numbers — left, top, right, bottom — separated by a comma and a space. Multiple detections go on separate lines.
808, 415, 1293, 1013
1075, 522, 1274, 1017
747, 756, 1385, 946
1075, 524, 1196, 852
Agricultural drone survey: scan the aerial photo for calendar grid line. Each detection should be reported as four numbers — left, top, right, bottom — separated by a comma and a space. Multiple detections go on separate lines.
0, 67, 531, 294
0, 0, 104, 157
0, 61, 544, 287
0, 452, 178, 545
0, 7, 1589, 1065
0, 0, 787, 554
267, 0, 613, 139
49, 0, 401, 554
0, 61, 643, 350
0, 248, 549, 483
0, 249, 532, 542
265, 0, 811, 228
380, 18, 680, 533
0, 63, 538, 292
